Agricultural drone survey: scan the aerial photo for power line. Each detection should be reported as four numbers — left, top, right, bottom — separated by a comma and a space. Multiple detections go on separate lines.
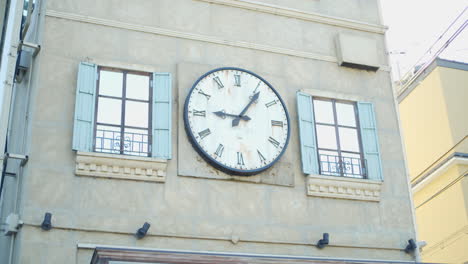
397, 7, 467, 93
410, 6, 467, 68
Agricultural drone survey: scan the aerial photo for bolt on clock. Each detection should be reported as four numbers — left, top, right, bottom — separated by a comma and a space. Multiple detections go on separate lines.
184, 67, 290, 176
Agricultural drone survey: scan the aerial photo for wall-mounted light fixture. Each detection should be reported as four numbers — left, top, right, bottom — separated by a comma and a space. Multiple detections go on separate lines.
41, 212, 52, 231
136, 222, 150, 239
417, 240, 427, 249
316, 233, 329, 249
404, 239, 417, 254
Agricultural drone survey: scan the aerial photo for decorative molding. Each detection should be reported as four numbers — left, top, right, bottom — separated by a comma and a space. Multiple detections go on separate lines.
196, 0, 387, 34
45, 10, 390, 71
412, 156, 468, 193
307, 175, 382, 202
75, 151, 167, 182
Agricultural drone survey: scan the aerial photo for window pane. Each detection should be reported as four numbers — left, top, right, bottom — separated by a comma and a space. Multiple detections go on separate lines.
336, 102, 356, 127
316, 124, 337, 149
313, 100, 334, 124
99, 70, 123, 97
125, 101, 149, 128
123, 128, 149, 156
97, 97, 122, 125
339, 127, 360, 152
95, 125, 121, 154
126, 74, 150, 100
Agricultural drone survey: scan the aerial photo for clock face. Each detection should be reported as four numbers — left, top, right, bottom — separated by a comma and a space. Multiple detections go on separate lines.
184, 67, 290, 176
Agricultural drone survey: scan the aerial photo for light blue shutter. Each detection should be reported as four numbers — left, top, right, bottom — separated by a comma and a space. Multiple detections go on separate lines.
357, 102, 383, 181
72, 62, 97, 151
152, 73, 172, 159
297, 92, 319, 174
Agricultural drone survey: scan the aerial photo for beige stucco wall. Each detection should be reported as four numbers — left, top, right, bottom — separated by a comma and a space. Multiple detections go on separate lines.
399, 62, 468, 263
414, 165, 467, 244
440, 67, 468, 143
230, 0, 382, 24
399, 68, 455, 180
0, 0, 418, 263
413, 164, 468, 263
399, 64, 468, 180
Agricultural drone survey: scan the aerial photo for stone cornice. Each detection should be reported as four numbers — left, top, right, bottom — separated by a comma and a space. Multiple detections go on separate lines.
196, 0, 387, 34
307, 175, 382, 202
412, 154, 468, 193
75, 151, 167, 182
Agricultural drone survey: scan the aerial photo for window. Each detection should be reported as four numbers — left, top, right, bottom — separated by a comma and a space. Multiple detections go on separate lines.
297, 92, 383, 181
313, 98, 365, 178
94, 68, 152, 157
73, 62, 172, 159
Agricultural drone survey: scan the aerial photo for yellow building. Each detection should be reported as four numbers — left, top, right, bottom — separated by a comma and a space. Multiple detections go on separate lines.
398, 58, 468, 263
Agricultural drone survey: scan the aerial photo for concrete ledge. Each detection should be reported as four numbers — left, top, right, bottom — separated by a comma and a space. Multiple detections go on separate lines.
75, 151, 167, 182
307, 174, 382, 202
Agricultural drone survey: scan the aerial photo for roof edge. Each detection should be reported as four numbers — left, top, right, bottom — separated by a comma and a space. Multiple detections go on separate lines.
397, 58, 468, 102
435, 58, 468, 71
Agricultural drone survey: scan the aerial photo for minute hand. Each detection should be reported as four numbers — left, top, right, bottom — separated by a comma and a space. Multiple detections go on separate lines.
213, 111, 251, 121
232, 91, 260, 127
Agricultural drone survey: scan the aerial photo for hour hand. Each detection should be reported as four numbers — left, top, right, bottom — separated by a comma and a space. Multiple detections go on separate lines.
213, 110, 251, 121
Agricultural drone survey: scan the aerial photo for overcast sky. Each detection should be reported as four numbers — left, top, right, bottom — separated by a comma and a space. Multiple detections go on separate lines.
380, 0, 467, 80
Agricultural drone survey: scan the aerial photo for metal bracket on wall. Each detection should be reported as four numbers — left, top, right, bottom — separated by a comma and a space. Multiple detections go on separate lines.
4, 153, 29, 167
19, 41, 41, 57
3, 172, 16, 177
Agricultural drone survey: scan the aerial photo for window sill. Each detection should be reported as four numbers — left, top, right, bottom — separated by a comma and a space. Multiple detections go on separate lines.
75, 151, 167, 182
306, 174, 382, 202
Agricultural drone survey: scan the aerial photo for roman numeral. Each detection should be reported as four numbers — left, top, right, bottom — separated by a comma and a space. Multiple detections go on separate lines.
198, 128, 211, 139
214, 144, 224, 158
257, 150, 266, 164
234, 74, 241, 86
237, 152, 245, 166
271, 120, 283, 127
193, 110, 206, 117
198, 89, 211, 100
265, 100, 277, 108
213, 76, 224, 89
268, 136, 280, 148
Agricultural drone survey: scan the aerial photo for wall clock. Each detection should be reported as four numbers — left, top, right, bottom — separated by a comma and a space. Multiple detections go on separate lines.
184, 67, 290, 176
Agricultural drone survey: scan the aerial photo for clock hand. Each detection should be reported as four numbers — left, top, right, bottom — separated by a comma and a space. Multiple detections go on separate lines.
213, 111, 251, 121
232, 91, 260, 127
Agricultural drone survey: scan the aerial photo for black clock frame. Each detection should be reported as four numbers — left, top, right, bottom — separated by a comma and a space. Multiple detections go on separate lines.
183, 67, 291, 176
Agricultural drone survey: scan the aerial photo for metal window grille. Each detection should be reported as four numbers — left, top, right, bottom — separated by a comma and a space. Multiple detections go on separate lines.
319, 153, 365, 178
95, 129, 150, 157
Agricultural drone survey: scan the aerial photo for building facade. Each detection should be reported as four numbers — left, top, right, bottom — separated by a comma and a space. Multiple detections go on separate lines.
1, 0, 419, 263
398, 58, 468, 263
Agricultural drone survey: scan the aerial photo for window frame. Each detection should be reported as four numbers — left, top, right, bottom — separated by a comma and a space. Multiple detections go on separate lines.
93, 66, 153, 157
312, 97, 367, 179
